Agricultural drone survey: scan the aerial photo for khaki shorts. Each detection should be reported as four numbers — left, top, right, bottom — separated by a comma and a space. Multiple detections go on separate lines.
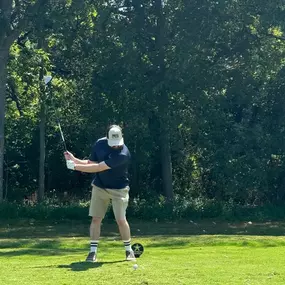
89, 185, 130, 220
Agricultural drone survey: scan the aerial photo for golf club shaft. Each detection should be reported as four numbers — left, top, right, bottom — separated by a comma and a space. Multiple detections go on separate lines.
44, 76, 68, 152
58, 121, 67, 151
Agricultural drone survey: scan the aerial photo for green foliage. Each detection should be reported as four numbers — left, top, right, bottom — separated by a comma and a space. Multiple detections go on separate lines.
2, 197, 285, 222
0, 201, 89, 220
3, 0, 285, 209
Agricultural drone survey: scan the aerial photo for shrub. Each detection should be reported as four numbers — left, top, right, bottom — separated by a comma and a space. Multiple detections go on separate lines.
1, 196, 285, 222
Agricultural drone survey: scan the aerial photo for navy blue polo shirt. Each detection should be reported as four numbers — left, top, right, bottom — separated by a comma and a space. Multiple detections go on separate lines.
89, 137, 131, 189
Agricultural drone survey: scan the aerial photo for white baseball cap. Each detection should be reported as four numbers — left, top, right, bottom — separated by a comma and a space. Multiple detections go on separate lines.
107, 125, 124, 147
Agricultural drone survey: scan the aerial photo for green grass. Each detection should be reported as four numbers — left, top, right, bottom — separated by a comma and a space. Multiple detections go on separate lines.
1, 220, 285, 284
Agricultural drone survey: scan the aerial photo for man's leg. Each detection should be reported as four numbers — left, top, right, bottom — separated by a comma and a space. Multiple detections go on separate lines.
86, 186, 109, 262
86, 216, 102, 261
116, 218, 136, 260
90, 216, 102, 241
116, 218, 131, 241
110, 187, 136, 261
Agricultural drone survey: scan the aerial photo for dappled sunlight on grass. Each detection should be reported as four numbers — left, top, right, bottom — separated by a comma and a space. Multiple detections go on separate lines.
2, 219, 285, 239
1, 221, 285, 284
146, 235, 285, 248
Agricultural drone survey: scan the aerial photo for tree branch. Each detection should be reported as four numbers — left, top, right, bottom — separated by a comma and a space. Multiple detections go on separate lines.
4, 0, 48, 49
267, 33, 285, 41
7, 79, 23, 116
16, 31, 31, 47
0, 0, 13, 46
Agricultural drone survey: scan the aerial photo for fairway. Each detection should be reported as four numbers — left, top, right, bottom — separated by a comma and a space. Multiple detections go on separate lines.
1, 221, 285, 285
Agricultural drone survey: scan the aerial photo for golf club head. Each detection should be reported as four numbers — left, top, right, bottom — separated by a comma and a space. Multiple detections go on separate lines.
43, 75, 52, 85
131, 243, 144, 258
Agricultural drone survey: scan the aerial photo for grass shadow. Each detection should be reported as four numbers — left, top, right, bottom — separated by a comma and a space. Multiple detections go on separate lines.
58, 260, 125, 271
145, 235, 285, 248
0, 248, 83, 257
1, 220, 285, 240
0, 239, 34, 249
0, 238, 79, 250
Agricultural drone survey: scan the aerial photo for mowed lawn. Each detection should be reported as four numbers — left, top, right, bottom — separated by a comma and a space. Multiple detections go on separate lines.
1, 220, 285, 284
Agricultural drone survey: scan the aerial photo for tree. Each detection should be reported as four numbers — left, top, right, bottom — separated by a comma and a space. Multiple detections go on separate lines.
0, 0, 47, 202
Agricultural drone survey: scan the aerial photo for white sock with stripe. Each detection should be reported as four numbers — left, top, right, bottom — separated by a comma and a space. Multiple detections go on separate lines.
123, 239, 132, 251
90, 240, 98, 253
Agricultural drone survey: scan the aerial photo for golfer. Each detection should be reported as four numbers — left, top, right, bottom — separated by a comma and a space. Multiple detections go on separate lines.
64, 125, 136, 262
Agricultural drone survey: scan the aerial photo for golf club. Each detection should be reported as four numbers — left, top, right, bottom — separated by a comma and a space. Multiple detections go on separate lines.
43, 75, 67, 152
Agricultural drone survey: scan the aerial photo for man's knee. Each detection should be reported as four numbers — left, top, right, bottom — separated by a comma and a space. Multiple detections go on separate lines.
116, 218, 128, 227
91, 217, 102, 225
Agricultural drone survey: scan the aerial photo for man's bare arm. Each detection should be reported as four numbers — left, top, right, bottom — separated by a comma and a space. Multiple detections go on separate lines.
64, 151, 97, 165
73, 158, 96, 165
74, 162, 110, 173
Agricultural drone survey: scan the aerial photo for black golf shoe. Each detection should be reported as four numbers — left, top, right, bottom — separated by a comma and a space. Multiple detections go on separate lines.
85, 252, 97, 262
126, 250, 136, 261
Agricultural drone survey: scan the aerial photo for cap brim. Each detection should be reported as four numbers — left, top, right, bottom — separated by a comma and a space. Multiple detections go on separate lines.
108, 138, 124, 147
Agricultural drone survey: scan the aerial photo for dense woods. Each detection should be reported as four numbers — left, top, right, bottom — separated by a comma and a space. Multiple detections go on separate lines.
1, 0, 285, 211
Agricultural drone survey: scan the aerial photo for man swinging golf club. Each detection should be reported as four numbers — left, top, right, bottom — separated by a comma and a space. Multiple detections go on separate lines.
64, 125, 136, 262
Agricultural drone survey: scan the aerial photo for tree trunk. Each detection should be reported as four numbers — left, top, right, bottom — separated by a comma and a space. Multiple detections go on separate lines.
0, 0, 45, 203
0, 49, 9, 202
38, 96, 46, 202
159, 125, 174, 201
154, 0, 174, 201
132, 140, 140, 195
38, 43, 46, 202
